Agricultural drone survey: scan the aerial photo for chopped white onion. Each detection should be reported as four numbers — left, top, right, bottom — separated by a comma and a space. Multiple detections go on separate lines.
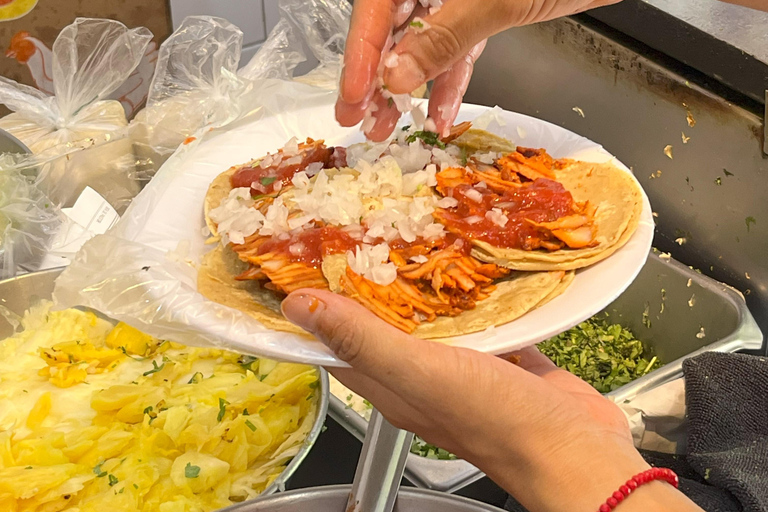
465, 215, 483, 225
436, 196, 458, 208
486, 208, 509, 227
465, 188, 483, 203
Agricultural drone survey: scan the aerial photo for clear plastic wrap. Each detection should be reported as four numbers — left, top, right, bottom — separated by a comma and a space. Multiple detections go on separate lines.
130, 16, 248, 179
0, 18, 153, 212
0, 155, 63, 278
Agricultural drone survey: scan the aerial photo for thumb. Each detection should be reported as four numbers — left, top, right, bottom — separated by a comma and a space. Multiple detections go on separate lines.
383, 0, 521, 94
281, 288, 427, 377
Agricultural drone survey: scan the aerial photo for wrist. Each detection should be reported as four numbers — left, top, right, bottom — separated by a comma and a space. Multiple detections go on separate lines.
482, 431, 651, 512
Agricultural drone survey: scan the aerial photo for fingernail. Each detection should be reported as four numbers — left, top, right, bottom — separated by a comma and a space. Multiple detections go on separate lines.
384, 53, 426, 95
281, 293, 326, 333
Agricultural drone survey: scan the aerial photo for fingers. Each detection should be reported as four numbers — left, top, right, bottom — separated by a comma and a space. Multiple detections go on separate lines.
364, 91, 401, 142
281, 289, 427, 379
383, 1, 507, 94
428, 39, 486, 136
335, 85, 376, 127
340, 0, 395, 104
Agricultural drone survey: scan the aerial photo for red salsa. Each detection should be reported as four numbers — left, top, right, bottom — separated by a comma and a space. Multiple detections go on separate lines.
231, 142, 349, 196
257, 226, 359, 268
436, 178, 576, 250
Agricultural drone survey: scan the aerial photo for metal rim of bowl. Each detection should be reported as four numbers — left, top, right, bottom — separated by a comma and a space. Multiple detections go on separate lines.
221, 484, 505, 512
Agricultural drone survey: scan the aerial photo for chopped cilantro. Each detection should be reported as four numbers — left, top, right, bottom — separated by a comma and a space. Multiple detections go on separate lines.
746, 216, 756, 232
537, 317, 661, 393
143, 406, 153, 415
363, 399, 373, 409
308, 380, 319, 389
346, 394, 353, 402
185, 463, 201, 478
238, 356, 258, 372
459, 147, 469, 166
410, 20, 424, 28
93, 462, 107, 478
133, 484, 139, 489
387, 97, 394, 108
25, 466, 33, 469
217, 397, 229, 422
406, 130, 445, 149
260, 176, 277, 186
401, 125, 411, 131
142, 360, 164, 376
245, 419, 257, 432
188, 372, 203, 384
108, 474, 119, 487
410, 437, 456, 460
258, 374, 268, 382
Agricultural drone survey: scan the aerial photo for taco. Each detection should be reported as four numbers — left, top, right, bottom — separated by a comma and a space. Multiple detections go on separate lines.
440, 130, 644, 271
199, 126, 578, 336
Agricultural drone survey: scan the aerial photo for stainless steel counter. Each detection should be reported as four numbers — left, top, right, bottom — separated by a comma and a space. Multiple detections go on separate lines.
466, 17, 767, 352
587, 0, 768, 104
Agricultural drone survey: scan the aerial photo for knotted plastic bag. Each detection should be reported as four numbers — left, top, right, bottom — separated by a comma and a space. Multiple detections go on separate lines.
0, 18, 152, 212
131, 17, 248, 179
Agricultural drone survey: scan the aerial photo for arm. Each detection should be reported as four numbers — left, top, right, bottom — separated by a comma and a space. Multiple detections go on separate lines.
719, 0, 768, 11
282, 290, 704, 512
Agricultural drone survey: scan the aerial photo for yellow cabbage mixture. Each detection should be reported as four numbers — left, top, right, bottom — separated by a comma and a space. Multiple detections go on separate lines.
0, 303, 320, 512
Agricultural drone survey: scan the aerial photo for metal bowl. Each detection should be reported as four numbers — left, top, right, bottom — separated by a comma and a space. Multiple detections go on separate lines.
0, 267, 330, 497
0, 128, 30, 155
221, 485, 505, 512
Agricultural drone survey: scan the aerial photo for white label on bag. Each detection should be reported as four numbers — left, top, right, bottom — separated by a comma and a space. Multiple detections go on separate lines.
36, 187, 120, 270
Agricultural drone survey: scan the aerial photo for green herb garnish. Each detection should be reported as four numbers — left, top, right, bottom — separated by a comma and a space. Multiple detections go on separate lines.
537, 317, 661, 393
93, 462, 107, 478
260, 176, 277, 186
108, 474, 119, 487
410, 20, 424, 28
185, 463, 201, 478
188, 372, 203, 384
406, 130, 446, 149
217, 397, 229, 422
142, 360, 164, 376
410, 437, 456, 460
245, 419, 257, 432
388, 97, 394, 108
238, 355, 259, 372
243, 408, 250, 416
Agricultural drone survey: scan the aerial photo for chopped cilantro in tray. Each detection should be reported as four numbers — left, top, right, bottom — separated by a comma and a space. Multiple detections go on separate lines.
537, 316, 661, 393
410, 437, 457, 460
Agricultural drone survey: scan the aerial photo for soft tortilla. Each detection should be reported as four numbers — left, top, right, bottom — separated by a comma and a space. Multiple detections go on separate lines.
451, 130, 643, 271
412, 270, 570, 338
198, 244, 310, 336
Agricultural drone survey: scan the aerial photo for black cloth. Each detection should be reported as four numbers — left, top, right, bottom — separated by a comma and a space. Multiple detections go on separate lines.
683, 352, 768, 512
504, 352, 768, 512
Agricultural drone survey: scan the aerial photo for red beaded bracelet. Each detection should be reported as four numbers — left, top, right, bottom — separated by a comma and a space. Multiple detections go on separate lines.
597, 468, 679, 511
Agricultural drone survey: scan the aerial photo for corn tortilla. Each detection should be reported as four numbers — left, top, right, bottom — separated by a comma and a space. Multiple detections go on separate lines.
452, 130, 643, 271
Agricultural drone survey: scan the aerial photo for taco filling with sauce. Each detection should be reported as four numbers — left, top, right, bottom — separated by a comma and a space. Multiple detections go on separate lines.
199, 123, 641, 336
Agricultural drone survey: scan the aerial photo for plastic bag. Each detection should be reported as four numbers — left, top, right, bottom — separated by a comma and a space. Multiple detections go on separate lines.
0, 155, 63, 278
278, 0, 351, 89
0, 18, 153, 211
131, 16, 249, 179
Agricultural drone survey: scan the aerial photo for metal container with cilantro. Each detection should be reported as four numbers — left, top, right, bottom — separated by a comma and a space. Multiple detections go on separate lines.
327, 250, 763, 493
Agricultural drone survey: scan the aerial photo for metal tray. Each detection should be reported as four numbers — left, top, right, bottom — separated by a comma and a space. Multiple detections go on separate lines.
0, 267, 330, 497
221, 484, 504, 512
328, 250, 763, 493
